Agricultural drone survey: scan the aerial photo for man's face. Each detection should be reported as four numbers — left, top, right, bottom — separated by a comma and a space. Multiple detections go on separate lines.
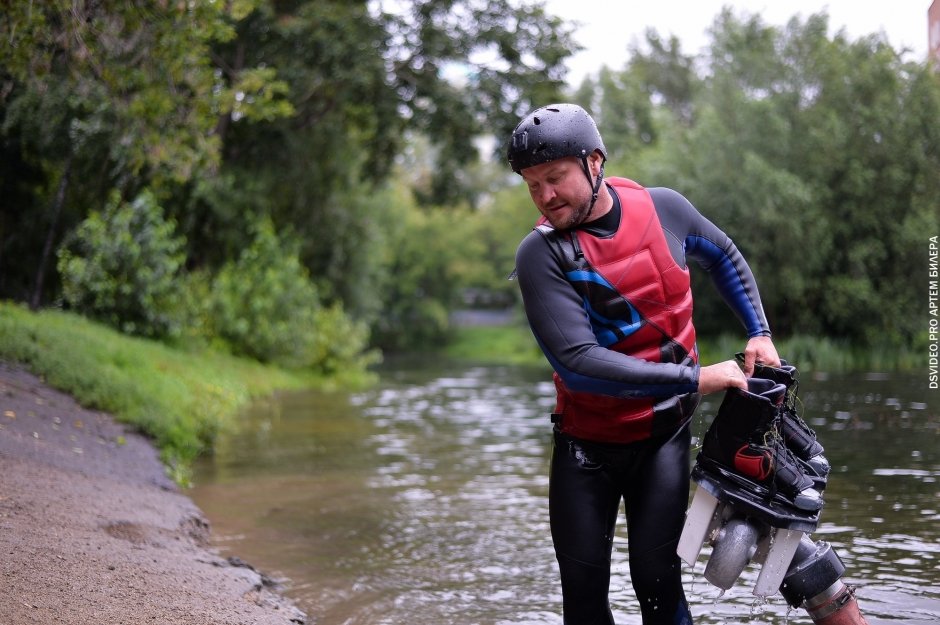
520, 155, 596, 230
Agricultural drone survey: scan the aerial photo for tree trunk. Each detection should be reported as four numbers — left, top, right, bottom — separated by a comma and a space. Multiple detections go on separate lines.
30, 155, 72, 310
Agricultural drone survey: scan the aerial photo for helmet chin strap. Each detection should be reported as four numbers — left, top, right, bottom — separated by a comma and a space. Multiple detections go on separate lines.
579, 156, 607, 223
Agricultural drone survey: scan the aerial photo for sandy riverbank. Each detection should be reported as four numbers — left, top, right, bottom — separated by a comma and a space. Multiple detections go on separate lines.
0, 362, 306, 624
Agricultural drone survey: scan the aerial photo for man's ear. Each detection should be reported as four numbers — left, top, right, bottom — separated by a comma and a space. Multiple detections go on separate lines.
588, 150, 604, 175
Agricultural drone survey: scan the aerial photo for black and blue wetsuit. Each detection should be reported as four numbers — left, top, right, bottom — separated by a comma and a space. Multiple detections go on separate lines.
515, 182, 771, 625
516, 185, 770, 403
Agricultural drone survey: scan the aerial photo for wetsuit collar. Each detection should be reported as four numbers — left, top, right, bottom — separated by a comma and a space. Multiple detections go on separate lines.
578, 182, 621, 238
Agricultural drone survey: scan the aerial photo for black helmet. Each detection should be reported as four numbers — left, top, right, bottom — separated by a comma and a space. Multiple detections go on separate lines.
507, 103, 607, 174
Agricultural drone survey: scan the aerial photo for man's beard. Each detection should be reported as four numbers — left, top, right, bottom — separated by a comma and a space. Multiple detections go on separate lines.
552, 195, 594, 230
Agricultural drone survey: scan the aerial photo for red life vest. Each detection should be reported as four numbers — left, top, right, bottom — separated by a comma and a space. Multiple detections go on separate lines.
537, 177, 699, 443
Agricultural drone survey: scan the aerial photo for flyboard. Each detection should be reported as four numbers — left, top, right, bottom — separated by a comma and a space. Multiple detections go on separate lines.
677, 457, 829, 597
677, 359, 849, 609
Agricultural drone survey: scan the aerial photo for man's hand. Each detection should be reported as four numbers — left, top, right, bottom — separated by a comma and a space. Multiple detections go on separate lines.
742, 335, 781, 377
698, 360, 748, 395
698, 336, 781, 394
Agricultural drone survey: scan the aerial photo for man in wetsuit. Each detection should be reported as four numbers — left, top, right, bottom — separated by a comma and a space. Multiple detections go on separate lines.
508, 103, 781, 625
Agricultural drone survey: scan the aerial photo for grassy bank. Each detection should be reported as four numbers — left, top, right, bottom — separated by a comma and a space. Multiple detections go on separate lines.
3, 301, 917, 483
0, 302, 366, 484
444, 322, 546, 366
696, 334, 922, 373
446, 323, 922, 372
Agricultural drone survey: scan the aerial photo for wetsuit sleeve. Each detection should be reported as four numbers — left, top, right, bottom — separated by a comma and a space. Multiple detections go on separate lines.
515, 229, 699, 399
649, 187, 771, 338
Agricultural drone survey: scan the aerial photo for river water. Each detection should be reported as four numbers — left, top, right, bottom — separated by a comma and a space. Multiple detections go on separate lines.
191, 362, 939, 625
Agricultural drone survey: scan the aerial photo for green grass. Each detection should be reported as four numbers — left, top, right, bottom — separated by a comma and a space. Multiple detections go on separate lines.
1, 301, 918, 483
0, 301, 364, 484
446, 322, 921, 373
444, 323, 546, 366
697, 334, 922, 373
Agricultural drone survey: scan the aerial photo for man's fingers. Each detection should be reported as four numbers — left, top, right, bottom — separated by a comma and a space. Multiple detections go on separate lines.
742, 350, 756, 377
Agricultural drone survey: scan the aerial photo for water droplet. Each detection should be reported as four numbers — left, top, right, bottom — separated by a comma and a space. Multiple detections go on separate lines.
750, 596, 767, 618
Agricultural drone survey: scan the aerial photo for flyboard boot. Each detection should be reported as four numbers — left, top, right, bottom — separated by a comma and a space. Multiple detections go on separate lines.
677, 364, 871, 624
697, 377, 823, 512
738, 354, 830, 487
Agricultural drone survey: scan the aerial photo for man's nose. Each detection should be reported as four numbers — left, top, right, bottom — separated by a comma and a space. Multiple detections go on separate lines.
536, 184, 556, 205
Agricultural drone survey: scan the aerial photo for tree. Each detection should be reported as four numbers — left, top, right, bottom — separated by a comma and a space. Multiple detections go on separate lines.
186, 0, 579, 320
647, 10, 940, 345
0, 0, 292, 307
563, 9, 940, 349
1, 0, 581, 360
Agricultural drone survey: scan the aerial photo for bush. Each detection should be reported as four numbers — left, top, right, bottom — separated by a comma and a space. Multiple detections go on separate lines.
209, 218, 374, 373
308, 302, 378, 376
172, 268, 215, 350
369, 190, 473, 352
57, 190, 186, 338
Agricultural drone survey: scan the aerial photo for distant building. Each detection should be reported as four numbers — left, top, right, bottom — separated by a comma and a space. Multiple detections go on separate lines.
931, 0, 940, 64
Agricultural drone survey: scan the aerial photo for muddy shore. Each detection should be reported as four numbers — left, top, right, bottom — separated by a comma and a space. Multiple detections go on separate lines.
0, 362, 307, 625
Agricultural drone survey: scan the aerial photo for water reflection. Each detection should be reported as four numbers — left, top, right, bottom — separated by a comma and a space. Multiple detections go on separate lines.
191, 364, 939, 625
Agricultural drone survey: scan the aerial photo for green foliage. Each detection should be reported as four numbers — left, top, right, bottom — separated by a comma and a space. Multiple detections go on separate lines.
0, 301, 318, 484
209, 218, 375, 373
0, 0, 291, 184
186, 0, 576, 298
307, 303, 380, 376
460, 183, 540, 306
376, 0, 579, 204
367, 178, 536, 353
370, 185, 470, 351
696, 334, 922, 373
444, 323, 921, 373
210, 218, 316, 364
0, 0, 293, 307
2, 0, 576, 356
595, 10, 940, 349
57, 191, 186, 338
4, 1, 936, 366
